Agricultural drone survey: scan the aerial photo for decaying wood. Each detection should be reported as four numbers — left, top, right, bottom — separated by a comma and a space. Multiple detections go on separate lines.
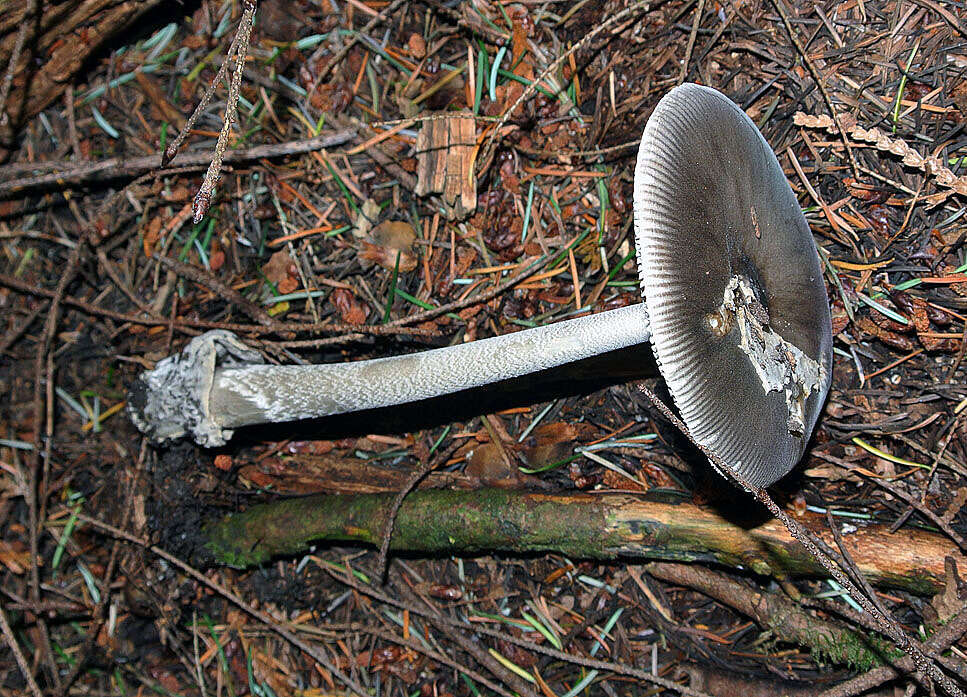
201, 488, 964, 595
648, 562, 894, 670
237, 451, 551, 495
0, 0, 164, 151
414, 112, 476, 219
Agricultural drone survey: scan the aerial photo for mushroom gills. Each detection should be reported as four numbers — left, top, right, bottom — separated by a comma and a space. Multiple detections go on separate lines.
719, 275, 825, 437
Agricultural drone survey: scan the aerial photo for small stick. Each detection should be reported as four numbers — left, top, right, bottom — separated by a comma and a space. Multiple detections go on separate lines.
76, 512, 370, 697
0, 0, 37, 128
313, 0, 407, 84
192, 0, 259, 222
0, 130, 355, 199
375, 442, 461, 581
0, 606, 42, 697
636, 383, 965, 697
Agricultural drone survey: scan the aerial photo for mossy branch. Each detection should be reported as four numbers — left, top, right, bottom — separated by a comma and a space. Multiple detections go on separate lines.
201, 488, 961, 595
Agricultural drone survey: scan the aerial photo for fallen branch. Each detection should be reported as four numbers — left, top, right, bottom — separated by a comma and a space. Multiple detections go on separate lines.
0, 130, 355, 198
647, 562, 895, 670
0, 0, 165, 150
200, 488, 963, 595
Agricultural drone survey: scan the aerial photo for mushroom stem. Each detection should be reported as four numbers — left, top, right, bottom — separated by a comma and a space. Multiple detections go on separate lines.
130, 303, 651, 447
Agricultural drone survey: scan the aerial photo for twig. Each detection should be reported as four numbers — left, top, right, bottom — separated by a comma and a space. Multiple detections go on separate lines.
375, 442, 461, 581
0, 271, 434, 338
74, 512, 370, 697
647, 561, 889, 668
0, 0, 37, 128
0, 130, 355, 199
385, 255, 547, 328
770, 0, 861, 178
192, 0, 259, 223
55, 447, 141, 697
478, 0, 653, 177
817, 602, 967, 697
861, 473, 967, 553
0, 605, 42, 697
162, 7, 243, 166
636, 383, 965, 697
26, 244, 84, 689
322, 622, 516, 697
325, 565, 713, 697
154, 254, 278, 328
314, 0, 407, 83
679, 0, 708, 84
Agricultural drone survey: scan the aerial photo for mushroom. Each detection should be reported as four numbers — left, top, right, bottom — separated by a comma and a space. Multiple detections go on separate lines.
128, 84, 832, 487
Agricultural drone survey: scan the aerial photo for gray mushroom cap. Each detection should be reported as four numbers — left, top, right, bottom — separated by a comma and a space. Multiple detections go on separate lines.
634, 83, 833, 488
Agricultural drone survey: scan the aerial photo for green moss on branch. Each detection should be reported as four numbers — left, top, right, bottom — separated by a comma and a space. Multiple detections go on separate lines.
201, 488, 959, 596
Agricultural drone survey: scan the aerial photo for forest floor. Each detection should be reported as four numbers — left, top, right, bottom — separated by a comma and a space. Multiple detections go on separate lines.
1, 0, 966, 695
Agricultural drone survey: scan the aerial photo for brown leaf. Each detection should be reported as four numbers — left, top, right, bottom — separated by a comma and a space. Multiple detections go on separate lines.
520, 422, 591, 467
830, 300, 850, 335
143, 216, 163, 258
262, 250, 297, 291
930, 557, 966, 623
0, 539, 31, 575
209, 238, 226, 272
330, 287, 368, 325
942, 488, 967, 526
465, 442, 520, 485
601, 468, 647, 491
856, 317, 914, 351
308, 82, 352, 114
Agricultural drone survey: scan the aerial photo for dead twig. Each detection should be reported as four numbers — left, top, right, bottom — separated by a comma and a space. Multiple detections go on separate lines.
817, 602, 967, 697
0, 130, 355, 199
324, 564, 713, 697
154, 254, 278, 329
313, 0, 407, 84
27, 243, 84, 689
0, 0, 37, 128
0, 605, 42, 697
647, 561, 888, 668
478, 0, 653, 178
375, 441, 462, 581
770, 0, 861, 178
637, 383, 965, 697
74, 512, 370, 697
191, 0, 258, 222
0, 271, 434, 338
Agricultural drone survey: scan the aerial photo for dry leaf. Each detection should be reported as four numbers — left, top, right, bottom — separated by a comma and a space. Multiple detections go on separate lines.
930, 557, 966, 623
352, 198, 381, 238
262, 250, 299, 294
407, 33, 426, 58
330, 287, 368, 325
143, 216, 163, 257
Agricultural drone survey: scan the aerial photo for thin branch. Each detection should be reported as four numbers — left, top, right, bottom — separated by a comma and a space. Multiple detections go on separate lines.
0, 0, 37, 128
75, 512, 370, 697
637, 383, 965, 697
0, 605, 42, 697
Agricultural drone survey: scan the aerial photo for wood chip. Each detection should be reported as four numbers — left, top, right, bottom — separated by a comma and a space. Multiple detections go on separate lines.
415, 112, 477, 220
